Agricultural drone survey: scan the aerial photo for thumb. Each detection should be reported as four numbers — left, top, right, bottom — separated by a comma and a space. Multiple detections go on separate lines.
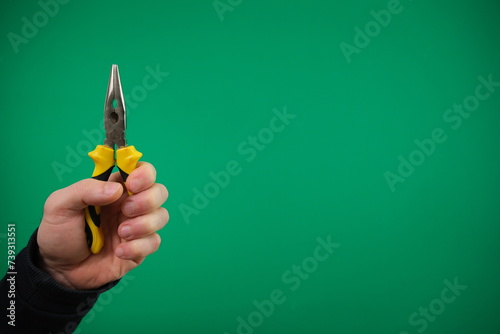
44, 179, 123, 215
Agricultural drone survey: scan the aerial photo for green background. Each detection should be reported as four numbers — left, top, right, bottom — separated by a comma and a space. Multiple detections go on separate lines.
1, 0, 499, 333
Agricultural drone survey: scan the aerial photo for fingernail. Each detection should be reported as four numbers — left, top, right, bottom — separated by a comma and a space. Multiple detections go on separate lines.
121, 225, 131, 239
105, 182, 120, 196
124, 202, 136, 215
115, 247, 124, 258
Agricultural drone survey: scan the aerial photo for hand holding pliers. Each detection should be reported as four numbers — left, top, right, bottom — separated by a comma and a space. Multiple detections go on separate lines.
85, 65, 142, 254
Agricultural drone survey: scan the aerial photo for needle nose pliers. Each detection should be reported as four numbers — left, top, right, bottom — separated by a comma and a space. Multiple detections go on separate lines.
85, 65, 142, 254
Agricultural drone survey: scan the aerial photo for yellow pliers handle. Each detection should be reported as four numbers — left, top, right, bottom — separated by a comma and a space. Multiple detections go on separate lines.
84, 145, 142, 254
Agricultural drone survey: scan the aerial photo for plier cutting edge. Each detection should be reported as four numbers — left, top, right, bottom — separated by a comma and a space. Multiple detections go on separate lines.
85, 65, 142, 254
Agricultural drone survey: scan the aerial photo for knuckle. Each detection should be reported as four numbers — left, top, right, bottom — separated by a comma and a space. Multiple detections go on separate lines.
145, 190, 157, 209
43, 191, 58, 211
147, 163, 157, 181
136, 162, 155, 182
75, 178, 93, 194
152, 233, 162, 251
161, 207, 170, 223
157, 183, 168, 202
145, 216, 157, 232
143, 185, 165, 210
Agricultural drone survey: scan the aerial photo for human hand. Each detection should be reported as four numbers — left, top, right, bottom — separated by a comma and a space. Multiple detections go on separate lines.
37, 162, 169, 290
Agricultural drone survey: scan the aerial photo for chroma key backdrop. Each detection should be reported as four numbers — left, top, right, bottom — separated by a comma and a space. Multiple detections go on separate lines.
1, 0, 500, 333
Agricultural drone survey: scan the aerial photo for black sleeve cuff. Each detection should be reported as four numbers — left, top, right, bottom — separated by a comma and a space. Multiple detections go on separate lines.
18, 229, 120, 314
1, 229, 120, 333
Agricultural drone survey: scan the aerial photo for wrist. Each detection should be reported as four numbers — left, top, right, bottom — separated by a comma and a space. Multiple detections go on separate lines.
36, 250, 79, 290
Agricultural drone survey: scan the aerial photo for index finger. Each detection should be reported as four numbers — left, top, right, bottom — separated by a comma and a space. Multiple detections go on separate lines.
109, 161, 157, 193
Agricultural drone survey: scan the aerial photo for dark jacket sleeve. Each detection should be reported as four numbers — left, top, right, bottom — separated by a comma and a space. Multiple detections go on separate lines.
1, 229, 119, 334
